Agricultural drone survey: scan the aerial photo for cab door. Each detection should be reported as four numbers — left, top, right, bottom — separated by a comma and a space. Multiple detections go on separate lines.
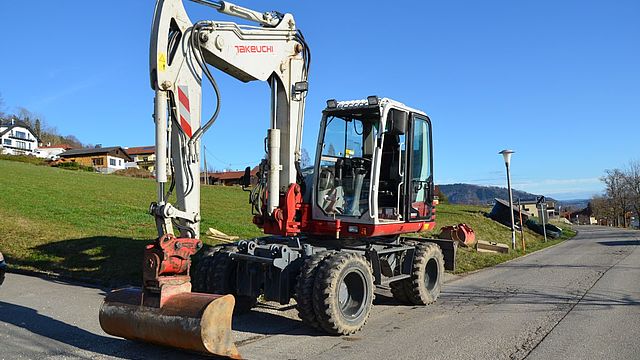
406, 114, 434, 221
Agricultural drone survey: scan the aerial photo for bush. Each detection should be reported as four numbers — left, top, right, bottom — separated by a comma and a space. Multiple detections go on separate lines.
112, 168, 155, 179
54, 161, 95, 172
0, 153, 47, 166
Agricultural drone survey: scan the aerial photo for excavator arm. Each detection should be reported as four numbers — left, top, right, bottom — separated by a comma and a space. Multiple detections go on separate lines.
99, 1, 309, 357
150, 0, 309, 241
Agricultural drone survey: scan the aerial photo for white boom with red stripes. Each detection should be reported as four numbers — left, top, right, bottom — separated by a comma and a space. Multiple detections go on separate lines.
149, 0, 308, 239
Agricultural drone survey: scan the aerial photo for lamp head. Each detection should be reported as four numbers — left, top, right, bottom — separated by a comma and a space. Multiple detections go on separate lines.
499, 149, 515, 165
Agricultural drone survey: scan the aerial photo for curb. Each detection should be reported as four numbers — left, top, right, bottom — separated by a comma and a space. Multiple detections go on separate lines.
444, 228, 579, 283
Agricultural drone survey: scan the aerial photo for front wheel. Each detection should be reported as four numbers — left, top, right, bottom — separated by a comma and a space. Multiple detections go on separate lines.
192, 249, 257, 313
312, 252, 374, 335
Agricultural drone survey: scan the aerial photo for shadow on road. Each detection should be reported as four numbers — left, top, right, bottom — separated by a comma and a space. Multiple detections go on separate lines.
440, 283, 640, 312
598, 240, 640, 246
8, 236, 146, 287
0, 301, 219, 359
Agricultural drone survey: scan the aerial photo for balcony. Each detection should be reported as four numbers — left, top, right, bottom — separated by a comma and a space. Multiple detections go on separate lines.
8, 135, 36, 142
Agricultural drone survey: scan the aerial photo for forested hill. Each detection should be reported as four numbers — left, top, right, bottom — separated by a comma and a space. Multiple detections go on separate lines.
438, 183, 540, 205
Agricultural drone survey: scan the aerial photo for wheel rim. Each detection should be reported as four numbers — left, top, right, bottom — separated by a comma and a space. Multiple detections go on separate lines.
424, 258, 438, 291
338, 269, 368, 320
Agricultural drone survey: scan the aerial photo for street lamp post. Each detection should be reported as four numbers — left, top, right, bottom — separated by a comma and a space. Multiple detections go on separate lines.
499, 149, 516, 250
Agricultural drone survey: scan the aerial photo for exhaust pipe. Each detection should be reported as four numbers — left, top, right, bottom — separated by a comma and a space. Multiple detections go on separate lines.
100, 287, 240, 358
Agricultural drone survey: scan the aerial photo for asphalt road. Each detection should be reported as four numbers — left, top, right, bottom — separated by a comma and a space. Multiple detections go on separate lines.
0, 226, 638, 360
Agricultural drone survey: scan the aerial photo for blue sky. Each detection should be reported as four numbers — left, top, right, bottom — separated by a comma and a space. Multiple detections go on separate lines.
1, 0, 638, 200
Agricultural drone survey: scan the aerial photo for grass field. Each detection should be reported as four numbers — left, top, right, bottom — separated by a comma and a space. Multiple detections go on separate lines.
0, 159, 574, 285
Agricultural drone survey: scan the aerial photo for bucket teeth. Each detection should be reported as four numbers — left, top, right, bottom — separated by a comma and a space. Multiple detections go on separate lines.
99, 288, 240, 359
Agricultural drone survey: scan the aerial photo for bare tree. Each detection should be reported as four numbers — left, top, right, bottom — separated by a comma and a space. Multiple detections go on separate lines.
623, 160, 640, 222
17, 107, 38, 128
300, 148, 312, 168
590, 195, 615, 225
0, 92, 5, 119
601, 169, 630, 227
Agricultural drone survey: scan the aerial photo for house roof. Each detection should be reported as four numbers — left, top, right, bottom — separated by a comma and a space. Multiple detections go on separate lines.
0, 119, 40, 142
60, 146, 133, 161
126, 146, 155, 155
494, 198, 533, 217
208, 166, 259, 180
38, 144, 74, 150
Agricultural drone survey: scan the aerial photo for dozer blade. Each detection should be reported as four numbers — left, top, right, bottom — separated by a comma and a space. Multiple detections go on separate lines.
99, 287, 240, 359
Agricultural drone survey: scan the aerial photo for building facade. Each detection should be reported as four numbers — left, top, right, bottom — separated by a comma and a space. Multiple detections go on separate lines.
0, 120, 40, 156
125, 146, 156, 172
35, 144, 73, 159
517, 199, 557, 220
59, 146, 132, 174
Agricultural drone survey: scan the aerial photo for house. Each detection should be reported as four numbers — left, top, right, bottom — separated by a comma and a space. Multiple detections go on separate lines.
59, 146, 132, 173
125, 146, 156, 172
516, 198, 557, 220
204, 166, 259, 186
489, 198, 532, 228
0, 119, 40, 156
35, 144, 74, 160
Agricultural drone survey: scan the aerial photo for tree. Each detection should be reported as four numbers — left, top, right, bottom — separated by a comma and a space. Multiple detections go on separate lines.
590, 195, 615, 225
34, 119, 42, 139
435, 186, 449, 204
601, 169, 630, 227
300, 148, 312, 168
17, 107, 37, 128
0, 92, 5, 119
623, 160, 640, 222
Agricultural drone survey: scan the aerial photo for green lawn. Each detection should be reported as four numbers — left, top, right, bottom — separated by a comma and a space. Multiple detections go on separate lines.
0, 159, 260, 285
421, 204, 576, 273
0, 159, 574, 285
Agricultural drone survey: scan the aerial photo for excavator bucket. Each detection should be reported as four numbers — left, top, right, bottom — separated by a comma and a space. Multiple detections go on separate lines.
99, 287, 240, 359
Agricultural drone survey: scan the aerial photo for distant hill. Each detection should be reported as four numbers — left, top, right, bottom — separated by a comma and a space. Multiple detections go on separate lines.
438, 183, 541, 205
556, 199, 590, 212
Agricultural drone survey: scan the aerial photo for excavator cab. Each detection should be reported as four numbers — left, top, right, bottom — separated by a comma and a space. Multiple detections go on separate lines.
312, 97, 435, 237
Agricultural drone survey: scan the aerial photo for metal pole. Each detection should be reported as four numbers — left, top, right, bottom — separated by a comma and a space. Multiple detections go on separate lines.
506, 162, 516, 250
518, 198, 525, 252
203, 145, 208, 185
541, 202, 548, 243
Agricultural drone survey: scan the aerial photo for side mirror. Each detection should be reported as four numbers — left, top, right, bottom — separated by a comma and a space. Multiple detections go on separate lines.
388, 109, 408, 134
241, 166, 251, 189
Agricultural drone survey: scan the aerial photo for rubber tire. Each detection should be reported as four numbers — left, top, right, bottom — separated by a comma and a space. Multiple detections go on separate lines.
312, 252, 374, 335
393, 243, 445, 305
191, 248, 219, 292
390, 280, 410, 303
192, 249, 257, 313
294, 251, 335, 330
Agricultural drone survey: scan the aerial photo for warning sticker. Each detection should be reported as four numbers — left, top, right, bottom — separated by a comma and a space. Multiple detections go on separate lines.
158, 53, 167, 72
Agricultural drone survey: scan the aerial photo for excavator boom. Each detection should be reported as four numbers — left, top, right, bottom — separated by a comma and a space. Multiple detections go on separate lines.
99, 0, 309, 357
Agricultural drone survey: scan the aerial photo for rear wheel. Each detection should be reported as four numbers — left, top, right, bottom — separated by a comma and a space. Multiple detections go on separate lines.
192, 248, 257, 313
392, 243, 444, 305
312, 252, 374, 335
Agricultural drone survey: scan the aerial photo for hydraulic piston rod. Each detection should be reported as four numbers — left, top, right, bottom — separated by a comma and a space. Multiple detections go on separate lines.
188, 0, 280, 26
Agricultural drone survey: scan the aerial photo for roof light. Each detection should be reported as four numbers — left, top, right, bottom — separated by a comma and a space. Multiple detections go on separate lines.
326, 99, 337, 109
367, 96, 378, 106
294, 81, 308, 93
